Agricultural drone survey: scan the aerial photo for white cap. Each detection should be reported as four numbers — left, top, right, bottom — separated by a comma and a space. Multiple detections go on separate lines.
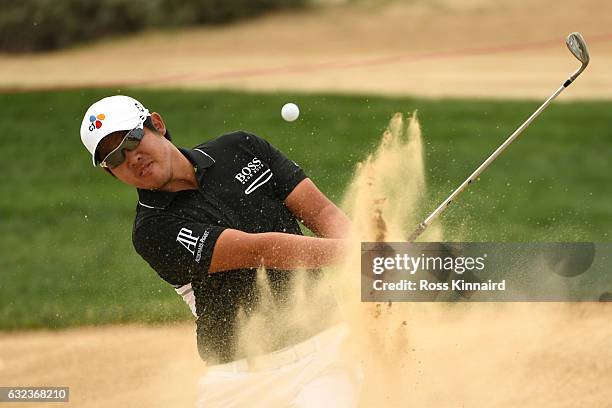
80, 95, 150, 166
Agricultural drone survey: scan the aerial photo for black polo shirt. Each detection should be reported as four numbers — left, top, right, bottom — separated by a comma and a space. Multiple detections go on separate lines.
132, 131, 337, 363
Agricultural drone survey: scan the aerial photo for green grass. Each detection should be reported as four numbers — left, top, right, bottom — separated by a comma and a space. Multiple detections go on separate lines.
1, 89, 611, 330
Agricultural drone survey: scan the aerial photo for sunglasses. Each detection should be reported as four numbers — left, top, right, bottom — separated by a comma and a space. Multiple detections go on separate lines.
100, 127, 145, 169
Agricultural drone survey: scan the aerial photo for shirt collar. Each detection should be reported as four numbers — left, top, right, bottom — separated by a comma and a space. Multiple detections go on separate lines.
137, 147, 216, 210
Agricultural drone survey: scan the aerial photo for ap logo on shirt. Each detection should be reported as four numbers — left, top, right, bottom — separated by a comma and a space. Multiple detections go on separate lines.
176, 227, 210, 263
176, 227, 199, 255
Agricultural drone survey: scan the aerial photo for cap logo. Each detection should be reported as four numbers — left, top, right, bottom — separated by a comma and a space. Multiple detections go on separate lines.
134, 102, 147, 122
88, 113, 106, 131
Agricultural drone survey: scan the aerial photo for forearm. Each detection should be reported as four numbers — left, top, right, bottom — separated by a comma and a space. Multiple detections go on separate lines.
284, 178, 352, 239
209, 229, 350, 273
253, 232, 349, 269
313, 203, 352, 239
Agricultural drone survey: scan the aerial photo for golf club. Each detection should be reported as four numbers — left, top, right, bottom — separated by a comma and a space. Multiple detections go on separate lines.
407, 32, 590, 242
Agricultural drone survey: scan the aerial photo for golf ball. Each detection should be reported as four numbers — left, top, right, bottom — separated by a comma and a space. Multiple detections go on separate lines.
281, 103, 300, 122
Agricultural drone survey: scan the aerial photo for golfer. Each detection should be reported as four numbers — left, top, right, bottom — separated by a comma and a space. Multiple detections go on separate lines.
79, 95, 362, 407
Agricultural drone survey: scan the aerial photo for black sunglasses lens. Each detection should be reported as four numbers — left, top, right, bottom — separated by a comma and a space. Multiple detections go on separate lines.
102, 128, 144, 168
126, 127, 145, 141
104, 150, 125, 169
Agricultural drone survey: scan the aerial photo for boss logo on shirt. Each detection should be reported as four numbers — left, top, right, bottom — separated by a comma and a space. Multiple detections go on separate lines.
234, 157, 273, 195
234, 157, 264, 184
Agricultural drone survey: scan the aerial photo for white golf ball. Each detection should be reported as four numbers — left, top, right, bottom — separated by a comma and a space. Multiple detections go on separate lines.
281, 103, 300, 122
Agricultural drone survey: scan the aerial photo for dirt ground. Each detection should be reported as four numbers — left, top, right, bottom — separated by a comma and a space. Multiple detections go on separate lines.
2, 1, 611, 407
1, 0, 611, 99
0, 323, 203, 407
1, 305, 610, 407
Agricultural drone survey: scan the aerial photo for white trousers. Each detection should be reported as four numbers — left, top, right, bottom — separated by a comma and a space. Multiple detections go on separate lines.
196, 324, 362, 408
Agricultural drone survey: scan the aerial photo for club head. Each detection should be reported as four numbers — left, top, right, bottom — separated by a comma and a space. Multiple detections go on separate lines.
566, 32, 590, 66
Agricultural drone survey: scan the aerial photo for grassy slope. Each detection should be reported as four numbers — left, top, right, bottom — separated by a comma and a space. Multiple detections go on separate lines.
1, 89, 610, 329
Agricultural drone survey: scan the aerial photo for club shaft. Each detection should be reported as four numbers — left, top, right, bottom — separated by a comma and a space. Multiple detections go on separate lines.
407, 83, 567, 242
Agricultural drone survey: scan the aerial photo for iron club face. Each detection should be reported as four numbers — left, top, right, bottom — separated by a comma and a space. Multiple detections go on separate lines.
566, 32, 590, 65
565, 32, 590, 83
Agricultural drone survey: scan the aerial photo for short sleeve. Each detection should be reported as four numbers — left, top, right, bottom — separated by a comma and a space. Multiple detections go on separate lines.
132, 215, 226, 286
242, 131, 307, 200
